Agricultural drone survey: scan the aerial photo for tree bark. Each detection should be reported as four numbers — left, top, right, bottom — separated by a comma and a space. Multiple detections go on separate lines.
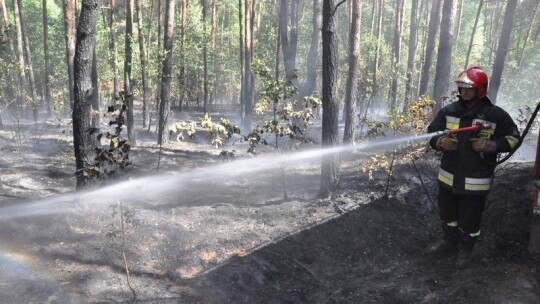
42, 0, 52, 115
73, 0, 100, 189
202, 0, 209, 112
418, 0, 442, 96
490, 0, 518, 104
18, 0, 39, 121
238, 0, 244, 124
299, 0, 322, 98
124, 0, 136, 144
107, 0, 119, 101
62, 0, 76, 110
180, 0, 188, 111
370, 0, 384, 104
279, 0, 299, 78
320, 0, 341, 198
12, 0, 26, 113
343, 0, 361, 144
136, 0, 149, 128
404, 0, 419, 109
389, 0, 404, 108
432, 0, 456, 111
158, 0, 175, 145
243, 0, 254, 131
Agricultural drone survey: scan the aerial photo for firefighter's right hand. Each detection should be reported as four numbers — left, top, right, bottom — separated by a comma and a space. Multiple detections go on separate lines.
436, 136, 458, 151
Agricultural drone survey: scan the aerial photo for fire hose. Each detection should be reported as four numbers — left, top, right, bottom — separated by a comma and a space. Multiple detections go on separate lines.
436, 101, 540, 165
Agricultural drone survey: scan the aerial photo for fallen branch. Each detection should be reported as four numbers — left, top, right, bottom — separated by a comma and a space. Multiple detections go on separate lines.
119, 201, 137, 301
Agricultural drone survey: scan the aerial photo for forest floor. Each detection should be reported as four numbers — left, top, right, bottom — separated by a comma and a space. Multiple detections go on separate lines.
0, 107, 539, 304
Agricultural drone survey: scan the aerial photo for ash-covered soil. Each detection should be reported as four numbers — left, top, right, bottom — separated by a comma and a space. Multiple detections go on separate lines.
0, 116, 539, 304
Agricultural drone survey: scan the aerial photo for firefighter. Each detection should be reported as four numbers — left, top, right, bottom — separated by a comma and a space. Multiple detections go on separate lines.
427, 66, 520, 268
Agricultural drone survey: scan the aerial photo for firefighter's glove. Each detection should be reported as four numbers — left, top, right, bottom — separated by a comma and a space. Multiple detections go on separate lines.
469, 137, 497, 153
436, 136, 458, 151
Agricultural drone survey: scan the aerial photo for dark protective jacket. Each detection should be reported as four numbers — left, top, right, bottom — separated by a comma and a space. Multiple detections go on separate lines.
427, 97, 520, 195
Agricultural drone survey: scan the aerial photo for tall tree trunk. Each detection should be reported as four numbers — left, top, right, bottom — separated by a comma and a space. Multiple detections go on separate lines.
432, 0, 456, 112
158, 0, 175, 144
124, 0, 135, 144
180, 0, 188, 111
136, 0, 149, 128
299, 0, 322, 98
389, 0, 403, 108
418, 0, 442, 96
202, 0, 208, 112
107, 0, 119, 100
152, 0, 164, 131
12, 0, 26, 113
320, 0, 341, 198
73, 0, 100, 189
455, 0, 463, 43
343, 0, 361, 144
238, 0, 244, 124
370, 0, 384, 105
464, 0, 483, 69
91, 46, 100, 147
42, 0, 52, 115
243, 0, 253, 131
490, 0, 518, 104
279, 0, 299, 78
62, 0, 76, 110
404, 0, 419, 109
18, 0, 39, 121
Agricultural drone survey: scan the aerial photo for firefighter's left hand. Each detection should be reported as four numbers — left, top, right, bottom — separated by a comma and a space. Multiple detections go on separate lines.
469, 137, 497, 153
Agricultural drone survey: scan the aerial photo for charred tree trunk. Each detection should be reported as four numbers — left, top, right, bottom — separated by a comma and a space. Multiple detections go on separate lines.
158, 0, 175, 145
343, 0, 361, 144
73, 0, 100, 189
418, 0, 441, 97
490, 0, 518, 104
320, 0, 341, 198
107, 0, 119, 101
432, 0, 456, 111
62, 0, 76, 110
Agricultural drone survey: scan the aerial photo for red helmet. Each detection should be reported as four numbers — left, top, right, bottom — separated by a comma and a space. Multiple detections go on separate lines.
455, 66, 489, 98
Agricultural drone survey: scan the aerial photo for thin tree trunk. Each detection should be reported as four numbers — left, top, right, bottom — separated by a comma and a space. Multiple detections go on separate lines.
464, 0, 483, 69
62, 0, 76, 110
12, 0, 26, 113
371, 0, 384, 107
404, 0, 419, 109
279, 0, 299, 78
42, 0, 52, 115
299, 0, 322, 98
418, 0, 442, 96
180, 0, 188, 110
343, 0, 361, 143
158, 0, 175, 144
107, 0, 119, 100
432, 0, 456, 111
389, 0, 403, 108
152, 0, 164, 131
490, 0, 518, 104
455, 0, 463, 43
91, 46, 100, 147
73, 0, 100, 189
517, 0, 539, 67
320, 0, 341, 198
136, 0, 149, 128
202, 0, 208, 112
238, 0, 244, 125
18, 0, 39, 121
124, 0, 136, 144
243, 0, 253, 131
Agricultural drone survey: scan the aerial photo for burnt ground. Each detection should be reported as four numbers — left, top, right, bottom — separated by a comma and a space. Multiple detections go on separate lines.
0, 112, 539, 304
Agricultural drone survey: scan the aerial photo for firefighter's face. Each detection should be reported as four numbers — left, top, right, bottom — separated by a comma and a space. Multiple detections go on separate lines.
460, 88, 477, 101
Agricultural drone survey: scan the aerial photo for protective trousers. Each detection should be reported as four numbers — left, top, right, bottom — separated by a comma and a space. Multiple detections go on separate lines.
437, 186, 487, 235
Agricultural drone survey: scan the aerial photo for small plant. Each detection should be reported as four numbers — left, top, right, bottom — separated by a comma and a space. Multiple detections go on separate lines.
75, 100, 132, 184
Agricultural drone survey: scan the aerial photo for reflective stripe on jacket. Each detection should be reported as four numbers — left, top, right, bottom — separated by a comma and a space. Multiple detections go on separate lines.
428, 97, 520, 194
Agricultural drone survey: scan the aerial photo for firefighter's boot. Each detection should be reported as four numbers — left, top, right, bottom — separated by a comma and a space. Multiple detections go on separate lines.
455, 231, 477, 269
428, 223, 458, 256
